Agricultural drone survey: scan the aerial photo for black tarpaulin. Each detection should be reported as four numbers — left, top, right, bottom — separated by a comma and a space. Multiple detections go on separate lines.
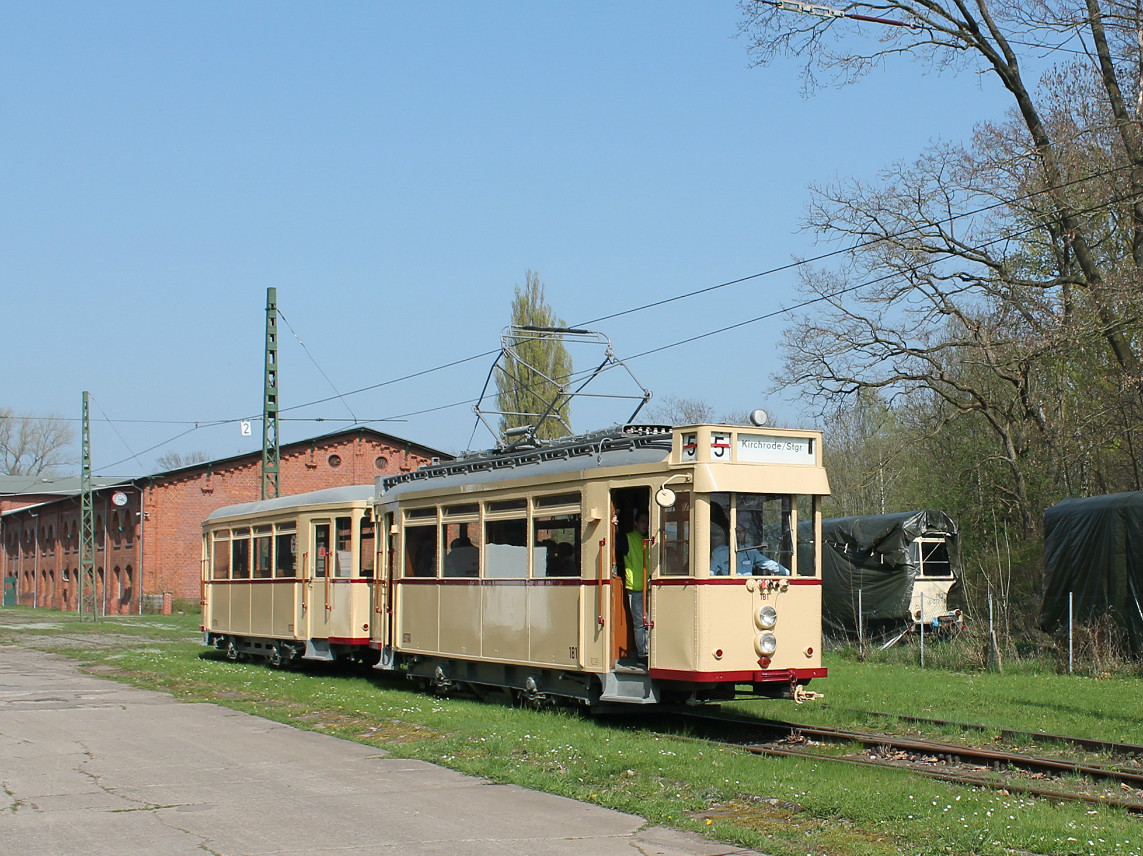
816, 510, 962, 637
1040, 491, 1143, 656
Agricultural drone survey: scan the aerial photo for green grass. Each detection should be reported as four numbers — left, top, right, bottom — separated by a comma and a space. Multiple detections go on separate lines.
2, 608, 1140, 856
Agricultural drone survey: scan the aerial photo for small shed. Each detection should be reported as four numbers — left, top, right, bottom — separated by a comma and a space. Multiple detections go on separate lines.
1040, 491, 1143, 656
815, 510, 964, 639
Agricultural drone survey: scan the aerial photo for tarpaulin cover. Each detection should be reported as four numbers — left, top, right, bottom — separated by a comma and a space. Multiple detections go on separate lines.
1040, 491, 1143, 656
814, 510, 962, 637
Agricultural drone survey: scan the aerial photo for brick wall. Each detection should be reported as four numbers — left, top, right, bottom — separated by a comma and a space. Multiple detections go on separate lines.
2, 430, 444, 611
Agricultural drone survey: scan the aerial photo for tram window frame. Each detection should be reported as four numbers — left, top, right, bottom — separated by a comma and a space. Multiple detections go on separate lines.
231, 528, 251, 580
275, 524, 297, 578
442, 519, 480, 577
212, 532, 231, 580
535, 492, 581, 508
359, 516, 376, 578
313, 522, 330, 579
483, 505, 528, 579
795, 495, 817, 577
334, 516, 353, 578
488, 498, 527, 513
736, 494, 794, 576
404, 524, 438, 578
659, 490, 691, 577
708, 494, 795, 577
253, 526, 273, 579
532, 511, 581, 577
444, 503, 479, 517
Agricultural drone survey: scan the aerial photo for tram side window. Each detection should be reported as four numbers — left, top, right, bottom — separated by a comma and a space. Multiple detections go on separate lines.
533, 513, 580, 577
660, 491, 691, 577
275, 526, 297, 578
442, 521, 480, 577
405, 525, 438, 578
231, 530, 251, 580
795, 496, 816, 577
253, 527, 273, 579
359, 518, 375, 578
484, 517, 528, 579
314, 523, 330, 578
334, 516, 352, 578
212, 534, 230, 579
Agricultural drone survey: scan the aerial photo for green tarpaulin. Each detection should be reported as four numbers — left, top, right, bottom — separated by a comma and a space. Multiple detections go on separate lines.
1041, 491, 1143, 657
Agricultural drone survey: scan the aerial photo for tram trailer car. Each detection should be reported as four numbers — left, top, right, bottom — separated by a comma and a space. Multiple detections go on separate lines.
202, 423, 830, 709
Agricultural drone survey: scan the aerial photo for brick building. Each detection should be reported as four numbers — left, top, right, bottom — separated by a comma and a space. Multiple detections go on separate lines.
1, 428, 448, 613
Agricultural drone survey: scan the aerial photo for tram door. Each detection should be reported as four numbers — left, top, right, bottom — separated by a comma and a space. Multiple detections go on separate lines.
372, 511, 396, 664
610, 487, 651, 665
304, 520, 331, 639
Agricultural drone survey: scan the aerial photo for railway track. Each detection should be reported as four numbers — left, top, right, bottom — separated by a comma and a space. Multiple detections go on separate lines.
664, 711, 1143, 813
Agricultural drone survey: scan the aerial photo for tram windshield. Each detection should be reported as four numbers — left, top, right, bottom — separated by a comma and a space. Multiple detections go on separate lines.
708, 492, 800, 577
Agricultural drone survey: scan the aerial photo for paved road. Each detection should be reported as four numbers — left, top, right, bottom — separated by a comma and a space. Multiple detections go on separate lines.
0, 646, 764, 856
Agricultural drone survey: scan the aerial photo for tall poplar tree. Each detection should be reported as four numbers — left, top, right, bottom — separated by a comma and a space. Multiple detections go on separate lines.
494, 271, 574, 442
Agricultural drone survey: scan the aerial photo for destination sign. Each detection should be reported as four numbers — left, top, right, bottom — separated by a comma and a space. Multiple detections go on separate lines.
736, 434, 815, 465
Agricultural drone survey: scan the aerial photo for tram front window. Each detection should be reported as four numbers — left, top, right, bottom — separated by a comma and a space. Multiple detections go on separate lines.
709, 493, 793, 576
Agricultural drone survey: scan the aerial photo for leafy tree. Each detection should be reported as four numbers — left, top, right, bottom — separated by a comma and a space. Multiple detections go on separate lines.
0, 409, 74, 476
494, 271, 574, 442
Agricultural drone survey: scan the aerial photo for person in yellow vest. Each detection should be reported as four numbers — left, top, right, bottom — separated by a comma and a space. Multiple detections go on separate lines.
617, 509, 650, 668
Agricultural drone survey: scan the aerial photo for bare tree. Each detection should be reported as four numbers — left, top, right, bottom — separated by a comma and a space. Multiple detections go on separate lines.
155, 450, 211, 471
742, 1, 1143, 533
645, 395, 718, 425
739, 0, 1143, 393
0, 409, 75, 476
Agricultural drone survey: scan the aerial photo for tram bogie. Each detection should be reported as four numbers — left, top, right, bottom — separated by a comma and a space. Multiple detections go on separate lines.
201, 423, 830, 709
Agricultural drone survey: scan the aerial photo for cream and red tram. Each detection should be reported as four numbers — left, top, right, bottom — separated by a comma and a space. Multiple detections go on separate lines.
202, 423, 829, 708
202, 486, 379, 666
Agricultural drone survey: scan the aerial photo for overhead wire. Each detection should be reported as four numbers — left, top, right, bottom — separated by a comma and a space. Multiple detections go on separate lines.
15, 159, 1140, 464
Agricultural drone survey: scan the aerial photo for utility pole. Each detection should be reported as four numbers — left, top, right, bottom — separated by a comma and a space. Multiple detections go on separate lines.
261, 287, 281, 500
78, 391, 97, 621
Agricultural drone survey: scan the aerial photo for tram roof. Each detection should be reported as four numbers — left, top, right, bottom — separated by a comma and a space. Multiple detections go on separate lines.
204, 484, 376, 522
378, 435, 674, 501
378, 445, 672, 501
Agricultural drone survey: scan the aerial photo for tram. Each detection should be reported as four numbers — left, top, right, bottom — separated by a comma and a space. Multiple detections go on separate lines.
202, 422, 829, 708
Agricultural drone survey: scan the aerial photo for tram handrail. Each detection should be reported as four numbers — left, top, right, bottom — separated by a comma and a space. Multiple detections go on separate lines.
596, 540, 606, 626
324, 556, 332, 611
301, 552, 309, 614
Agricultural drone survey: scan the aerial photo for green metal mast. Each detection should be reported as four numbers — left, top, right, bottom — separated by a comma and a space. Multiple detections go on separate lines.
78, 391, 97, 620
261, 287, 281, 500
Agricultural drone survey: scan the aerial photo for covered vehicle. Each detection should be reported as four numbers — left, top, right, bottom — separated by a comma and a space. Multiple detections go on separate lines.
811, 510, 964, 639
1040, 491, 1143, 657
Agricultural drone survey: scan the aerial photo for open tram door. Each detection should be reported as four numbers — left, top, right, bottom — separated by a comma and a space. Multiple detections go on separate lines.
610, 487, 651, 667
372, 509, 398, 669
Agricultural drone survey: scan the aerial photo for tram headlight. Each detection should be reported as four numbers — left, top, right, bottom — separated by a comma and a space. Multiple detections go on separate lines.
755, 632, 778, 657
756, 605, 778, 630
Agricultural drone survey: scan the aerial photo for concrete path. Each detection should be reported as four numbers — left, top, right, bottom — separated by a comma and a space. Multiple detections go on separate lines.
0, 646, 764, 856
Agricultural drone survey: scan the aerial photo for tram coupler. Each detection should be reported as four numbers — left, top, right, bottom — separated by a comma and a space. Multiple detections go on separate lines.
793, 685, 823, 704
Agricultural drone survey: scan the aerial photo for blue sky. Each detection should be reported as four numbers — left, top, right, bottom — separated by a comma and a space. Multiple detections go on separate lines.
2, 2, 1010, 475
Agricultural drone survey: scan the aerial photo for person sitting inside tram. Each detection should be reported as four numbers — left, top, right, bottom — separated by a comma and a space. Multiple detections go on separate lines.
443, 535, 479, 577
710, 522, 790, 576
